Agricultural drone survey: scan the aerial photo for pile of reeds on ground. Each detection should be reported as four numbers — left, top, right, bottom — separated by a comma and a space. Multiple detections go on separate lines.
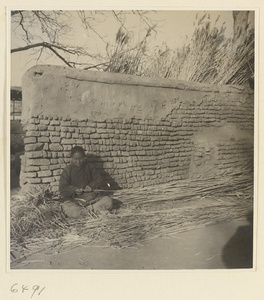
10, 168, 253, 265
10, 185, 69, 256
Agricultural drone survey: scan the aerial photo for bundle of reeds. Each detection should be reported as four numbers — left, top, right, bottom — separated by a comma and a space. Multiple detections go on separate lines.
10, 185, 69, 245
10, 167, 253, 265
111, 168, 253, 207
141, 15, 254, 87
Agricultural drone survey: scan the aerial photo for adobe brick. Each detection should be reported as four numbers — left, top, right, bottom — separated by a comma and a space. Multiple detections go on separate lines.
27, 178, 42, 184
38, 136, 50, 143
38, 170, 52, 177
25, 143, 43, 151
24, 137, 37, 144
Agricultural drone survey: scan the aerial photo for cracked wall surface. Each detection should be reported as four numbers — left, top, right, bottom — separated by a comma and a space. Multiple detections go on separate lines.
20, 65, 254, 190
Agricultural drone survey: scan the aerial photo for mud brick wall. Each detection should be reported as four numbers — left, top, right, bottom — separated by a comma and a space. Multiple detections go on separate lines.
20, 65, 254, 190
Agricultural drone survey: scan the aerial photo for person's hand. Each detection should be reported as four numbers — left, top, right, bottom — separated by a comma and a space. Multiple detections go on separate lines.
84, 185, 93, 192
75, 188, 84, 196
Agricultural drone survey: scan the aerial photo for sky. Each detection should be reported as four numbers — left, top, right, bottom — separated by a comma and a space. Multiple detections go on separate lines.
10, 10, 242, 87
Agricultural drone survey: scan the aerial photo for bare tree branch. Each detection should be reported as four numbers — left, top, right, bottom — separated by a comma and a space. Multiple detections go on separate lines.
35, 47, 44, 64
11, 42, 73, 67
77, 10, 108, 45
11, 42, 47, 53
132, 10, 158, 33
11, 10, 159, 74
47, 46, 73, 67
112, 11, 128, 31
83, 62, 109, 70
18, 11, 30, 42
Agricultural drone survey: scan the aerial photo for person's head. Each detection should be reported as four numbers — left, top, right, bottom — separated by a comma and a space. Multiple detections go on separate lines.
71, 146, 86, 167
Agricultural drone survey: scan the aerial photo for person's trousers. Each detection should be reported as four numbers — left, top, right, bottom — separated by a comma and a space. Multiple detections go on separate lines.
62, 192, 113, 218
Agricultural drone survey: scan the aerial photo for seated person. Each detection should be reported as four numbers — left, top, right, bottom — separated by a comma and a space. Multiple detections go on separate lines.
59, 146, 113, 218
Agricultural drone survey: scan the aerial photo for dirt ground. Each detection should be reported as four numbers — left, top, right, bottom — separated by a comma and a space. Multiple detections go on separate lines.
10, 169, 253, 270
11, 217, 253, 270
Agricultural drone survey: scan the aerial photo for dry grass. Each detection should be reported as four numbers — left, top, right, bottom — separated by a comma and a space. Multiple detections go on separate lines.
105, 13, 254, 87
10, 167, 253, 265
144, 20, 254, 86
105, 26, 155, 76
10, 185, 68, 242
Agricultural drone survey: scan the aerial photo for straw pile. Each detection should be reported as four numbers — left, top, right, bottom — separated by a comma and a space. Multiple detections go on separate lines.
10, 169, 253, 265
10, 185, 69, 257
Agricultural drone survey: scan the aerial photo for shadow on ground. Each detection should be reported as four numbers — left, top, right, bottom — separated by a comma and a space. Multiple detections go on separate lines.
222, 211, 253, 268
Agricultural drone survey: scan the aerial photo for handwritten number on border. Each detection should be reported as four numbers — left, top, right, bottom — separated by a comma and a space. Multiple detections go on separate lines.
10, 283, 45, 298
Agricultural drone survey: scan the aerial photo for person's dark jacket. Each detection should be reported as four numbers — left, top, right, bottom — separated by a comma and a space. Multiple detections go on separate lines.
59, 160, 103, 198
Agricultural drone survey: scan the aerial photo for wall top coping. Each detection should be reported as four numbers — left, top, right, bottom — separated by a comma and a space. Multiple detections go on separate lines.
23, 65, 253, 95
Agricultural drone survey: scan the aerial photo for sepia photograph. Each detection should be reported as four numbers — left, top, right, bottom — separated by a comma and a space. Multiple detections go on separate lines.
9, 9, 255, 271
